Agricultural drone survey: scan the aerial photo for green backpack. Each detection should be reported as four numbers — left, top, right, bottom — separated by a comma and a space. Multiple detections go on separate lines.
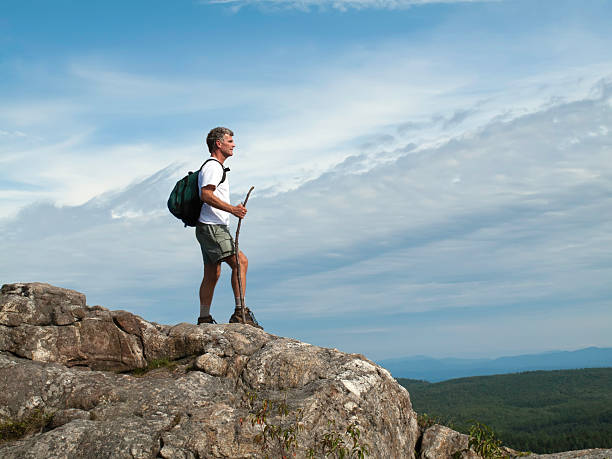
167, 159, 228, 227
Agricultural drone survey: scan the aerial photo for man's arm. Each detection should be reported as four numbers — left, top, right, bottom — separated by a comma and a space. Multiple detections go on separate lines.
201, 185, 247, 219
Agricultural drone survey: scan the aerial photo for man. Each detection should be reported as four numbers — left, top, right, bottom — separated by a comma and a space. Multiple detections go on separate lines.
195, 127, 261, 329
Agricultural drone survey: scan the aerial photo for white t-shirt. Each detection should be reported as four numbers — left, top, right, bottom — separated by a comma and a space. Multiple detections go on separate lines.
198, 159, 230, 226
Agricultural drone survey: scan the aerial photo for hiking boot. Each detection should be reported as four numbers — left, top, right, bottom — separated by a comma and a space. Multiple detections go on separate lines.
229, 307, 263, 329
197, 315, 217, 325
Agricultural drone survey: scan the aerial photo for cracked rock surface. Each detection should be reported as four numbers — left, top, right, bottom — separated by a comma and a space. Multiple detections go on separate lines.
0, 282, 419, 458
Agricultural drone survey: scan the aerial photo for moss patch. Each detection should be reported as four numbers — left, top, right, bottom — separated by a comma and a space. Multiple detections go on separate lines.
0, 410, 53, 444
131, 357, 178, 376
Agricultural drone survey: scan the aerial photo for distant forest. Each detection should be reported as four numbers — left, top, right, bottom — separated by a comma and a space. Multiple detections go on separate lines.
398, 367, 612, 454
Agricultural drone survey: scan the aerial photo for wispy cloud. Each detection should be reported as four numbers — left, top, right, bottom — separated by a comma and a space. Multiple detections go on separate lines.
202, 0, 492, 12
2, 26, 610, 216
2, 80, 611, 359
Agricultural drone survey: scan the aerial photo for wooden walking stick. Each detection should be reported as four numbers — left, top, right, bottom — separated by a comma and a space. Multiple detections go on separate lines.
235, 186, 254, 324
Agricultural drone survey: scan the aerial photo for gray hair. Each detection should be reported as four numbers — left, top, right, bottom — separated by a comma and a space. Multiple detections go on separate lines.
206, 127, 234, 153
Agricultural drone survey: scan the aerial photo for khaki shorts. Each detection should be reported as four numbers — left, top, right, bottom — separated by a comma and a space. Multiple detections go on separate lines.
195, 224, 235, 265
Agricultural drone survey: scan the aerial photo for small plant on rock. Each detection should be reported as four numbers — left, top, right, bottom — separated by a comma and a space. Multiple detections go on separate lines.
417, 412, 452, 431
307, 420, 370, 459
468, 421, 506, 459
246, 391, 305, 459
243, 391, 370, 459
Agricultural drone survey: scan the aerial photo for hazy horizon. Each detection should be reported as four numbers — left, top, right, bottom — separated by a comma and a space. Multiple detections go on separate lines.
380, 345, 612, 361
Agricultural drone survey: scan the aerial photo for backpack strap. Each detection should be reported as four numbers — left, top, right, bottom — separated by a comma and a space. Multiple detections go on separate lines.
201, 158, 230, 186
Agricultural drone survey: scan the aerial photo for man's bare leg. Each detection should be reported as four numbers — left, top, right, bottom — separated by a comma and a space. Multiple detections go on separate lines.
199, 262, 221, 318
224, 251, 248, 304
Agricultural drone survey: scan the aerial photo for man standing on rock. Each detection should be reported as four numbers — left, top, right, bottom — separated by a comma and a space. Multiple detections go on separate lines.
195, 127, 261, 329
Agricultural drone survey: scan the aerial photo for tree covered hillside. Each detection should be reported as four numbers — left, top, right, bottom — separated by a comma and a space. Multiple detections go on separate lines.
398, 368, 612, 454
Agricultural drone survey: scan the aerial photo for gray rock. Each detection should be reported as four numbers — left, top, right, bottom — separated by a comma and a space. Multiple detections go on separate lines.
48, 408, 92, 428
420, 424, 480, 459
418, 424, 612, 459
0, 282, 420, 458
0, 283, 145, 371
523, 450, 612, 459
0, 282, 86, 327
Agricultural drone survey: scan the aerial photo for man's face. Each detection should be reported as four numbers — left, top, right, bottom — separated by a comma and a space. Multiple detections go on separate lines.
217, 134, 235, 158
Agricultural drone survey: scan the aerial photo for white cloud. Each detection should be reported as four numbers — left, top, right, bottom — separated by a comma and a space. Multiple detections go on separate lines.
0, 100, 81, 129
203, 0, 492, 12
0, 130, 27, 138
2, 36, 611, 219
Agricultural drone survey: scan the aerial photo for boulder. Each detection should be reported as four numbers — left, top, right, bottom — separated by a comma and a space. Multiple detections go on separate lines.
0, 282, 86, 327
420, 424, 479, 459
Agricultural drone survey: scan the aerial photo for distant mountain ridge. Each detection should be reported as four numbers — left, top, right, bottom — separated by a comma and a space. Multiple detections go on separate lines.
378, 346, 612, 382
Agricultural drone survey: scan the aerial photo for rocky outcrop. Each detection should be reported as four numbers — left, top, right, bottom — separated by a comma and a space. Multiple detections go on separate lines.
0, 282, 177, 371
2, 283, 611, 459
0, 282, 419, 458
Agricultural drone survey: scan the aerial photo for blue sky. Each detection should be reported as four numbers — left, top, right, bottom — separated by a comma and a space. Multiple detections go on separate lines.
1, 0, 611, 360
